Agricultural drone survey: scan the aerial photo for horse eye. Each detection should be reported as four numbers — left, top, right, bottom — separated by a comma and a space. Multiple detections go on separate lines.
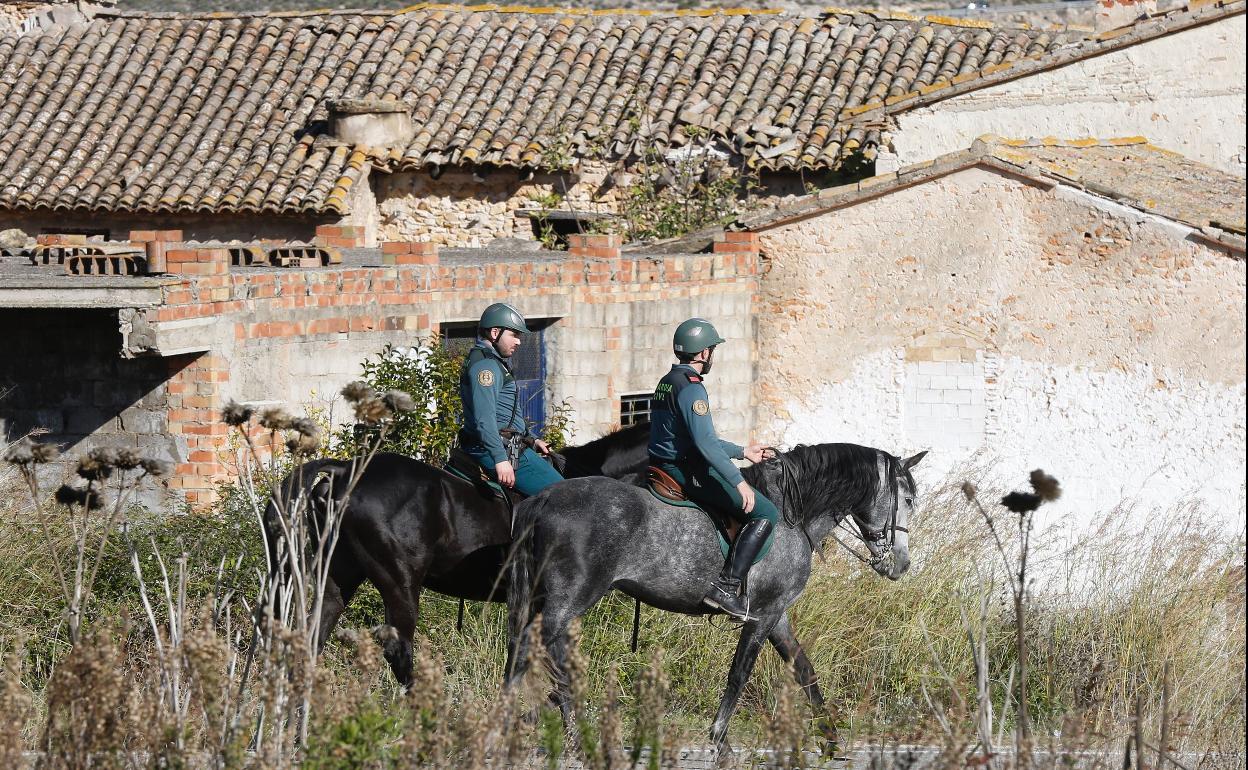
905, 497, 913, 506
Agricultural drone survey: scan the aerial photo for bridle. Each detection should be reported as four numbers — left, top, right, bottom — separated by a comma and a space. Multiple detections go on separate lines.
773, 449, 906, 569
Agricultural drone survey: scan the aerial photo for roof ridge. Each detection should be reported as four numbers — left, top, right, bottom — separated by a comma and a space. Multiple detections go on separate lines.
821, 6, 1012, 29
980, 135, 1153, 150
740, 136, 1245, 246
838, 0, 1246, 122
97, 4, 792, 21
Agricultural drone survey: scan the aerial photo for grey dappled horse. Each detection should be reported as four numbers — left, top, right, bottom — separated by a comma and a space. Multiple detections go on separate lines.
505, 443, 926, 758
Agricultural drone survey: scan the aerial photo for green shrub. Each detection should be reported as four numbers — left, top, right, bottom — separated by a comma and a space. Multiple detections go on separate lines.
336, 341, 463, 464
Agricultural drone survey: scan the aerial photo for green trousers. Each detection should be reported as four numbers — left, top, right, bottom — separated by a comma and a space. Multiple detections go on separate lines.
656, 459, 779, 527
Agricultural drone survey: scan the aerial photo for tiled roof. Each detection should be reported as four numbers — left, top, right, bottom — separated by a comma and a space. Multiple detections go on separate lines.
738, 136, 1247, 250
0, 5, 1068, 215
840, 0, 1245, 125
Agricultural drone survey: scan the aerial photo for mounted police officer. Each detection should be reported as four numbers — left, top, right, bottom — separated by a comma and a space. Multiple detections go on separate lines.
459, 303, 563, 496
648, 317, 777, 622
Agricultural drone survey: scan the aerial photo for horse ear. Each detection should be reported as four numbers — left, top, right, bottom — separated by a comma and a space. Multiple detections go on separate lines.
903, 450, 928, 470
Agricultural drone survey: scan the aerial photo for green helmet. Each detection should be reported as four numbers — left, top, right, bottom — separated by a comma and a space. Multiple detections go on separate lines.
673, 318, 725, 356
479, 303, 529, 334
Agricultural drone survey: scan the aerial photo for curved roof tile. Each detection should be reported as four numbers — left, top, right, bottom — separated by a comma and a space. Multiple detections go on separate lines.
0, 6, 1078, 214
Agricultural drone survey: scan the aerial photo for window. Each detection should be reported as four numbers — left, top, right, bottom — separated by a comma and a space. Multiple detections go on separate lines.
620, 393, 652, 427
443, 320, 550, 433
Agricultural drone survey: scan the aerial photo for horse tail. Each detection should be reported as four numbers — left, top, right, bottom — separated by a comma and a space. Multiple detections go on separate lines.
504, 495, 545, 685
262, 458, 344, 621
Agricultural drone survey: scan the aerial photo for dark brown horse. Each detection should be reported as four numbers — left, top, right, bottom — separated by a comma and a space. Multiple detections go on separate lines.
263, 425, 649, 685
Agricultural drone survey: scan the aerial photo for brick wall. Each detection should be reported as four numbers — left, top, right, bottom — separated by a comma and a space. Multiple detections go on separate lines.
104, 237, 761, 507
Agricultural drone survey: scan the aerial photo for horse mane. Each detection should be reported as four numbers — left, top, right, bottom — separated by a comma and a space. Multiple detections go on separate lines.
557, 422, 650, 477
746, 443, 887, 524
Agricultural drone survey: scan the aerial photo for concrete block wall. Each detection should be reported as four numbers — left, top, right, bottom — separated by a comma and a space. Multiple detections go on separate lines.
0, 308, 178, 507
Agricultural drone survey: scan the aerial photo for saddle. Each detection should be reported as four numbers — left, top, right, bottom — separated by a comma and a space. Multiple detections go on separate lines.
646, 466, 743, 544
445, 447, 509, 500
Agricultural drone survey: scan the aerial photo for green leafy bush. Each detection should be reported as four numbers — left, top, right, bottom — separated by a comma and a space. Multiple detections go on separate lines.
336, 341, 463, 464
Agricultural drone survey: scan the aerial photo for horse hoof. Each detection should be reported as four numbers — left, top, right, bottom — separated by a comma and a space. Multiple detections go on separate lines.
822, 740, 849, 761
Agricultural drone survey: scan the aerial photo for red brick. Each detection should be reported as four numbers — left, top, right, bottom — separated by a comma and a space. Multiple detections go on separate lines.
129, 229, 158, 243
721, 230, 760, 245
157, 229, 184, 242
382, 241, 412, 255
165, 248, 197, 263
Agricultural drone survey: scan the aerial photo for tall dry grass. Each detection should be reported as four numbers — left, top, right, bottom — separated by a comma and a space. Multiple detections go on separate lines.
0, 422, 1242, 767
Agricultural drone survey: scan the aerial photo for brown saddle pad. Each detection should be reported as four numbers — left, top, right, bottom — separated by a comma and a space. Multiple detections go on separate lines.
646, 466, 742, 543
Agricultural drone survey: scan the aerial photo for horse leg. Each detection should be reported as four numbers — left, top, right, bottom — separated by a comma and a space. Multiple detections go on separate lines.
769, 611, 841, 756
710, 617, 778, 762
540, 608, 578, 735
377, 579, 424, 689
314, 565, 365, 655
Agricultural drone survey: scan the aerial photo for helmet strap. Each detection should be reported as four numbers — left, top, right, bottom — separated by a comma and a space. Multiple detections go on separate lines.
485, 327, 506, 358
688, 346, 715, 375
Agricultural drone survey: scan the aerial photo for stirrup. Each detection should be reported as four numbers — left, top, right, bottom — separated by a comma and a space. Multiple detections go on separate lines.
701, 582, 758, 623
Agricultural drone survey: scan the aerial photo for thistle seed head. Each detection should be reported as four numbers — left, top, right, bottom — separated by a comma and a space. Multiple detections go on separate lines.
1029, 469, 1062, 502
113, 448, 142, 471
3, 438, 34, 466
960, 481, 978, 501
1001, 491, 1042, 514
140, 458, 172, 477
341, 381, 375, 403
221, 400, 254, 427
55, 484, 103, 510
258, 408, 292, 431
382, 389, 416, 414
353, 396, 391, 425
285, 433, 319, 457
288, 417, 320, 439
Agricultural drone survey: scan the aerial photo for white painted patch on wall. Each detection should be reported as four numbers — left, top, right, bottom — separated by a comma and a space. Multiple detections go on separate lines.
780, 348, 906, 453
773, 351, 1247, 531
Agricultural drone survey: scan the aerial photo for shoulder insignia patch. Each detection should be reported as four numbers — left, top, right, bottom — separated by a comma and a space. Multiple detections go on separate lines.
692, 399, 710, 416
685, 373, 702, 383
477, 368, 495, 387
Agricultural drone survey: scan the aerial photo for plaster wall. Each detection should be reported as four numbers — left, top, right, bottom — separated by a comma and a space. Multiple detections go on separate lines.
890, 15, 1248, 175
756, 167, 1246, 527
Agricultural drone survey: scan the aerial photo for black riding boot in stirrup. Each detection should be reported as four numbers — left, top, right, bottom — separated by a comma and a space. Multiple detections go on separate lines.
702, 519, 773, 622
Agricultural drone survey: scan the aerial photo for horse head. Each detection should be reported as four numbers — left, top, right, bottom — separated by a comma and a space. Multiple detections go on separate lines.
856, 450, 926, 580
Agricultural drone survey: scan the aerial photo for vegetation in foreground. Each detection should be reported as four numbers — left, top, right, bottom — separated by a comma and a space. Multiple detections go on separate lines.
0, 343, 1243, 768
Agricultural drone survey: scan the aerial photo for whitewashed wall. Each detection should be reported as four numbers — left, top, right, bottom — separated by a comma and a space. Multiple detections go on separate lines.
757, 167, 1246, 530
889, 14, 1247, 176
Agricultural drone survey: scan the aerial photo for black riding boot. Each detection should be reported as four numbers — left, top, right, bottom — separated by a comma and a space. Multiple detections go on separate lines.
701, 519, 773, 622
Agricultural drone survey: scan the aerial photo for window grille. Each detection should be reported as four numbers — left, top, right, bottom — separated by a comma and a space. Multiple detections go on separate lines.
620, 393, 652, 427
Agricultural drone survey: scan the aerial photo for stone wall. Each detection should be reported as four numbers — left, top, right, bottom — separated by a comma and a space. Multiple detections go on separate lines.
373, 161, 822, 248
888, 13, 1247, 175
374, 161, 624, 248
754, 166, 1246, 527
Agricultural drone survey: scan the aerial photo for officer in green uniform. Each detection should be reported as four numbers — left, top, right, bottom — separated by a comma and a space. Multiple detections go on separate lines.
459, 303, 564, 496
648, 317, 778, 622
